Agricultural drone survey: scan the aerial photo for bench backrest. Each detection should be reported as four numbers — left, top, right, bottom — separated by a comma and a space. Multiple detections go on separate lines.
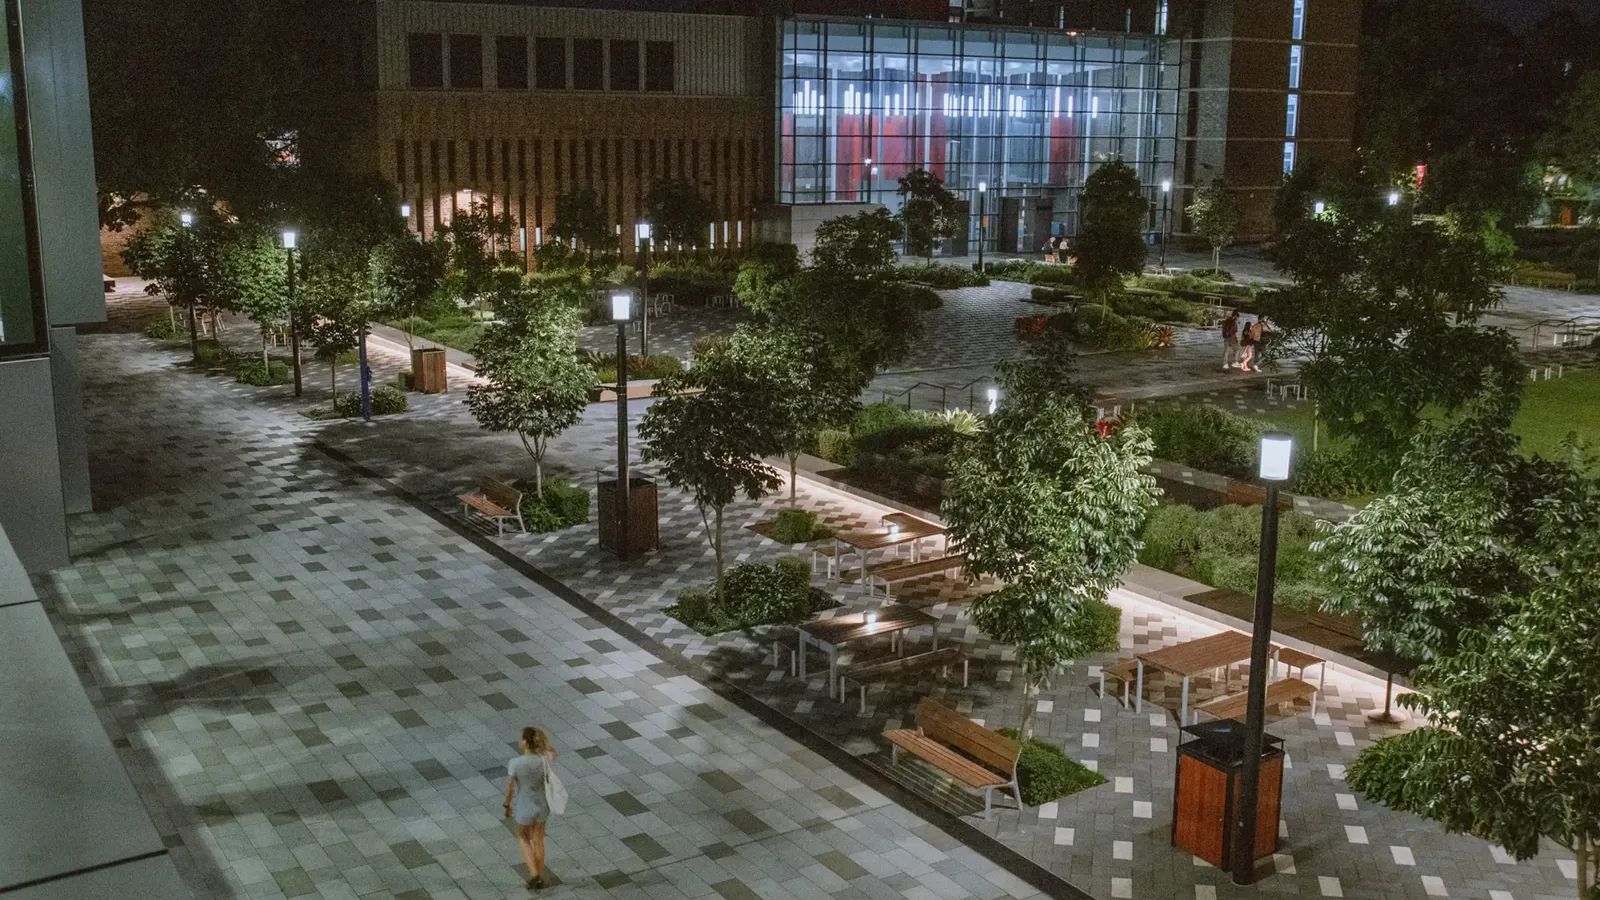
915, 698, 1019, 777
482, 478, 522, 511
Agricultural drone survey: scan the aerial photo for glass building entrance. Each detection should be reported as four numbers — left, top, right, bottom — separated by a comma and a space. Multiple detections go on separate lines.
779, 16, 1178, 246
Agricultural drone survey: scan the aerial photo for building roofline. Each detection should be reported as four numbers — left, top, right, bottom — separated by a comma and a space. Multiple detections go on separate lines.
785, 12, 1167, 42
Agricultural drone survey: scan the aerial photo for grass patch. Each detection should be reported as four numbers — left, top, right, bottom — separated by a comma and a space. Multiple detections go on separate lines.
516, 479, 590, 533
1514, 368, 1600, 468
995, 729, 1107, 805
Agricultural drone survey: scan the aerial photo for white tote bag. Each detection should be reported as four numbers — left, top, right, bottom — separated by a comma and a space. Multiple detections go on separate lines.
543, 754, 569, 816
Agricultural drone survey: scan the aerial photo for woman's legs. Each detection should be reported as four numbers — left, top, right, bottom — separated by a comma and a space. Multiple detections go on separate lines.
531, 822, 547, 877
515, 824, 539, 881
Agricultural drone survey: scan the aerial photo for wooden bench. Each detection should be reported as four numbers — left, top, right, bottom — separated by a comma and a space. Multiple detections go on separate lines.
1273, 646, 1327, 694
864, 554, 967, 599
883, 698, 1022, 818
1190, 677, 1319, 725
458, 477, 525, 536
840, 647, 968, 714
1097, 659, 1139, 708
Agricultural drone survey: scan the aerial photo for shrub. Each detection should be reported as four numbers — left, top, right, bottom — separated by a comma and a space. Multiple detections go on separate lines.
996, 729, 1108, 805
1138, 503, 1328, 610
1290, 445, 1387, 501
668, 558, 831, 634
1137, 503, 1205, 572
194, 339, 230, 365
236, 358, 291, 386
1137, 404, 1261, 478
895, 282, 944, 312
518, 479, 589, 533
1047, 305, 1153, 351
648, 261, 734, 306
985, 259, 1076, 287
942, 408, 983, 436
1030, 286, 1076, 304
396, 370, 415, 391
853, 401, 937, 437
142, 318, 184, 340
770, 508, 820, 544
815, 429, 855, 466
1068, 596, 1123, 654
1189, 267, 1233, 281
893, 263, 989, 289
693, 334, 730, 357
589, 353, 684, 381
1112, 291, 1214, 325
333, 385, 408, 417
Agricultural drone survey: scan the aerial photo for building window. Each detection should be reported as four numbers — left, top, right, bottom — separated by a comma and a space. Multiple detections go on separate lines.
1288, 45, 1302, 90
1285, 94, 1299, 137
1283, 141, 1297, 175
645, 41, 674, 92
535, 37, 566, 89
573, 38, 603, 91
408, 33, 443, 88
449, 35, 482, 89
497, 36, 528, 89
1291, 0, 1306, 40
609, 40, 640, 91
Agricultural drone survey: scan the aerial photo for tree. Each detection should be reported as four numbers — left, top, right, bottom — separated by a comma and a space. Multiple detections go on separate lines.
1186, 179, 1240, 271
640, 345, 785, 600
727, 328, 846, 505
810, 208, 898, 273
1345, 526, 1600, 900
441, 198, 521, 307
896, 168, 966, 262
221, 227, 290, 368
303, 267, 368, 402
1074, 162, 1148, 300
644, 177, 715, 251
552, 187, 616, 253
940, 370, 1159, 738
464, 282, 593, 498
122, 211, 235, 361
368, 234, 445, 351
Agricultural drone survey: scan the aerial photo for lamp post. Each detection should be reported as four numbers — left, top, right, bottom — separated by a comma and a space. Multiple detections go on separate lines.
1159, 180, 1173, 272
635, 222, 652, 357
977, 181, 987, 271
1232, 433, 1293, 886
178, 212, 199, 359
282, 229, 303, 398
611, 290, 635, 561
863, 158, 873, 203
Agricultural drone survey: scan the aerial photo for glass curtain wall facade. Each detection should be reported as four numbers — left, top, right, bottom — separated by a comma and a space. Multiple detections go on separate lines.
780, 16, 1179, 241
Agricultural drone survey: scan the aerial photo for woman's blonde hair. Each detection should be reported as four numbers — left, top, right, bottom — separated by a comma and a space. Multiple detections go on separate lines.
520, 726, 550, 754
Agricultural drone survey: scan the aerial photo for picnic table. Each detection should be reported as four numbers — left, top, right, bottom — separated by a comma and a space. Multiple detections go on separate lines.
798, 605, 939, 699
832, 517, 944, 581
1134, 630, 1279, 724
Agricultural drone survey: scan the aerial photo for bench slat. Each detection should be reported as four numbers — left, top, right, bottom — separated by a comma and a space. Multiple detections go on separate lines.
1195, 678, 1317, 721
883, 731, 1008, 789
870, 554, 967, 583
460, 495, 511, 518
916, 699, 1018, 776
844, 648, 963, 684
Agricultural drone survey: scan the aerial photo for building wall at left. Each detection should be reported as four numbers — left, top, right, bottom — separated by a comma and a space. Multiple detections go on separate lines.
0, 0, 104, 573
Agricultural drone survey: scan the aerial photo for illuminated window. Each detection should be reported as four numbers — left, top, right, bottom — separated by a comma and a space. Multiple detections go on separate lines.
1292, 0, 1306, 40
1283, 141, 1297, 175
1285, 94, 1298, 137
1288, 45, 1302, 90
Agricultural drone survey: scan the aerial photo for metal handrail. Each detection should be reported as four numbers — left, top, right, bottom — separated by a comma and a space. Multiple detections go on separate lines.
877, 375, 1000, 413
1521, 315, 1600, 350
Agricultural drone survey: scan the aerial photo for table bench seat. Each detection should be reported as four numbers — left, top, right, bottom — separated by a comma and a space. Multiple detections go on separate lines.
1191, 677, 1319, 725
865, 554, 966, 598
1098, 659, 1139, 708
840, 647, 967, 713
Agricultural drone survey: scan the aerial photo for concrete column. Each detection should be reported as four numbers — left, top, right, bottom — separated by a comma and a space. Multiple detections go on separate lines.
0, 357, 68, 572
49, 326, 91, 515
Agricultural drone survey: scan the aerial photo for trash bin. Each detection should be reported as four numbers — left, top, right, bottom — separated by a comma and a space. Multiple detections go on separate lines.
1172, 719, 1284, 869
413, 347, 447, 394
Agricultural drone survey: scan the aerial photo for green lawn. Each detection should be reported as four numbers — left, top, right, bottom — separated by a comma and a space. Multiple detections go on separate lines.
1242, 368, 1600, 471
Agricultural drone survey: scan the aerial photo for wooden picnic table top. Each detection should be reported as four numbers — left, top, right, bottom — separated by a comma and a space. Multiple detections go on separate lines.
800, 605, 938, 647
836, 527, 939, 552
881, 512, 943, 532
1138, 630, 1255, 678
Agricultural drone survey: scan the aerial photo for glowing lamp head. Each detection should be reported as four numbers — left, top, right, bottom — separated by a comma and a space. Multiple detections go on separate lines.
1259, 434, 1294, 482
864, 611, 877, 625
179, 212, 193, 228
400, 203, 412, 217
281, 230, 297, 250
610, 292, 632, 322
1388, 191, 1401, 206
1161, 179, 1172, 193
1313, 201, 1327, 217
978, 181, 987, 193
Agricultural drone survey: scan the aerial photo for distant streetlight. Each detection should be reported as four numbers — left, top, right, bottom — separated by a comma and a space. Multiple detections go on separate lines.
986, 386, 999, 415
179, 211, 193, 228
1313, 200, 1328, 217
282, 229, 302, 396
635, 221, 653, 356
1233, 434, 1293, 885
610, 290, 637, 560
400, 203, 411, 218
1159, 180, 1174, 271
977, 182, 988, 271
1387, 191, 1401, 207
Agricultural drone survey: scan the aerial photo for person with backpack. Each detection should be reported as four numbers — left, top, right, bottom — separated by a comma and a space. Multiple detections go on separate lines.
505, 726, 562, 890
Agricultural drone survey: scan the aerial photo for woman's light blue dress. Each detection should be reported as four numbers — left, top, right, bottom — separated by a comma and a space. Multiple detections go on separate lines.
508, 753, 549, 825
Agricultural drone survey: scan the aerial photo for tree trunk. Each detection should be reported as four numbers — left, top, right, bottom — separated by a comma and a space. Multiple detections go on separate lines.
260, 332, 269, 369
330, 360, 338, 402
188, 306, 200, 361
789, 452, 799, 506
168, 303, 177, 332
1575, 834, 1590, 900
1017, 662, 1038, 741
1213, 245, 1222, 271
713, 505, 726, 604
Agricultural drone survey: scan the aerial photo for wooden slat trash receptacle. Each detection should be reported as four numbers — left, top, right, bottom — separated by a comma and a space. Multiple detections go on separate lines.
1172, 720, 1283, 870
597, 476, 658, 559
412, 347, 448, 394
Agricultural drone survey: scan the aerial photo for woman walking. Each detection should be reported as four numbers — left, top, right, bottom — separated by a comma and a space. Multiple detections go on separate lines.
1236, 318, 1257, 372
505, 726, 555, 890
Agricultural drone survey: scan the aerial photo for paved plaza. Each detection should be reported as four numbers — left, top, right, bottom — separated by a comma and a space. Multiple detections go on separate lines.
31, 291, 1582, 900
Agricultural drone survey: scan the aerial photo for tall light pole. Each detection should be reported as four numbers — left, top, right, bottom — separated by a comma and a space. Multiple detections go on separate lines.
635, 222, 652, 357
1160, 179, 1173, 272
282, 229, 302, 398
178, 212, 199, 360
611, 290, 635, 560
977, 181, 987, 271
1233, 433, 1293, 885
863, 157, 873, 203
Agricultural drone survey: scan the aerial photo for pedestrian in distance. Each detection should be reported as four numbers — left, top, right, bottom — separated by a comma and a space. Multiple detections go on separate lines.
1237, 317, 1257, 372
1221, 309, 1240, 371
505, 726, 556, 890
1248, 319, 1272, 372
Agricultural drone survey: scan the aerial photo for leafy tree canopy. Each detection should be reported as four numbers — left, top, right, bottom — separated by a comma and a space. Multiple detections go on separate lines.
644, 177, 715, 249
1074, 162, 1148, 300
811, 208, 898, 273
1186, 179, 1240, 270
552, 187, 618, 254
895, 168, 966, 262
